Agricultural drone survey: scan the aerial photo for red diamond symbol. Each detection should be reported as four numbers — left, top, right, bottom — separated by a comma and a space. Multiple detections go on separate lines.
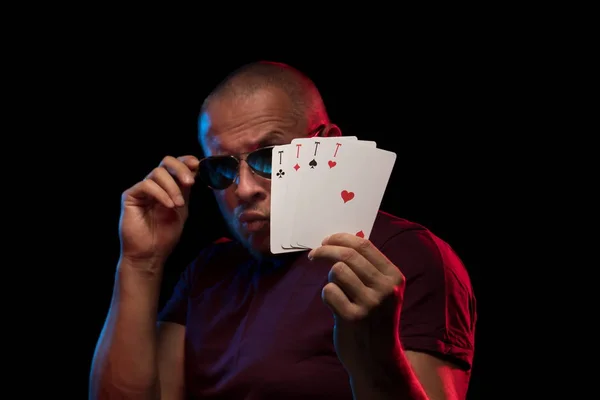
294, 163, 300, 171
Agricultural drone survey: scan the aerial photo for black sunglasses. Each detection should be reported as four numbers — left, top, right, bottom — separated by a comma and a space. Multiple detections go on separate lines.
198, 125, 325, 190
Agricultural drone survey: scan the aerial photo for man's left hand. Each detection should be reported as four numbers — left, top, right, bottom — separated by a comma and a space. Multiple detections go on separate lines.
308, 232, 406, 377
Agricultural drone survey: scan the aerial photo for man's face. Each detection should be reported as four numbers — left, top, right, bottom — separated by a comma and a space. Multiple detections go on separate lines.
199, 87, 307, 255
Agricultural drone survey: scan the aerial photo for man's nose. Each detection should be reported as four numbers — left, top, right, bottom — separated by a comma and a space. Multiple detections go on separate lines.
234, 161, 266, 202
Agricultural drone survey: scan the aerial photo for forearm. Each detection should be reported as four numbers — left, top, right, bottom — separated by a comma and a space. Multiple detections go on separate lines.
349, 346, 428, 400
89, 258, 165, 399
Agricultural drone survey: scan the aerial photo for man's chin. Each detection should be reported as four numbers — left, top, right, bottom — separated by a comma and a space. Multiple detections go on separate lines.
238, 223, 271, 256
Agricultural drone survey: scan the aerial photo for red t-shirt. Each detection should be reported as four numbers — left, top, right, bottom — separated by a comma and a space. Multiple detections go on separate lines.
159, 211, 477, 398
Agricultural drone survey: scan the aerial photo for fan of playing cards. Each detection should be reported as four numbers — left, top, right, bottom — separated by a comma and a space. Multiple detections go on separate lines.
270, 136, 397, 253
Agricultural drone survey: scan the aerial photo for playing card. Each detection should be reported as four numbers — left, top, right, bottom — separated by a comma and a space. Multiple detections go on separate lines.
289, 143, 396, 249
270, 136, 360, 253
280, 136, 373, 250
270, 143, 304, 254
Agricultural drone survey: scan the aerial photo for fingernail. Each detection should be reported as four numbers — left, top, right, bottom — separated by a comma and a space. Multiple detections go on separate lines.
321, 235, 330, 245
307, 250, 314, 260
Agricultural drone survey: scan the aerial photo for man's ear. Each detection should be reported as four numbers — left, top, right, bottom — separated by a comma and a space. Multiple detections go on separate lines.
322, 123, 342, 137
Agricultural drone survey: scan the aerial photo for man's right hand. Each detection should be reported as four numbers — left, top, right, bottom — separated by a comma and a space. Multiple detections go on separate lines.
118, 155, 200, 269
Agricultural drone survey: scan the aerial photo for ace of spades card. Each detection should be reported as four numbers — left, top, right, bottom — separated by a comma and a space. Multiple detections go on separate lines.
289, 142, 397, 249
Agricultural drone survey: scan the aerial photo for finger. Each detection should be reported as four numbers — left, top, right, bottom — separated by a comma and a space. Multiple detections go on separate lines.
176, 156, 199, 200
124, 179, 175, 209
159, 156, 196, 187
321, 282, 365, 322
328, 261, 377, 308
177, 155, 200, 172
323, 233, 397, 276
146, 167, 186, 207
310, 245, 381, 287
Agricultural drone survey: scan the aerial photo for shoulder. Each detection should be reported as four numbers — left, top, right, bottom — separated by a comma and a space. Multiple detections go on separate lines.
369, 210, 430, 246
370, 210, 473, 292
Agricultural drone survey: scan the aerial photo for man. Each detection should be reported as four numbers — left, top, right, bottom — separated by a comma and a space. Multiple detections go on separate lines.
89, 61, 477, 399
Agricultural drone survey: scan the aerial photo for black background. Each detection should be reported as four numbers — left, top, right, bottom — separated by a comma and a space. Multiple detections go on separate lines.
28, 28, 530, 398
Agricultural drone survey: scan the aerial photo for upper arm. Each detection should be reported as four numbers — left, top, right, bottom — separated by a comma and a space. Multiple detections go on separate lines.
157, 322, 186, 400
380, 229, 477, 396
405, 350, 469, 400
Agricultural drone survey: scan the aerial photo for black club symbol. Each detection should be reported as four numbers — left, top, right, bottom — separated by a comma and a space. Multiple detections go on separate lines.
276, 169, 285, 178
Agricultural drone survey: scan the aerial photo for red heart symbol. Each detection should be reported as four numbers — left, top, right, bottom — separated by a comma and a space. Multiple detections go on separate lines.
328, 160, 337, 168
341, 190, 354, 203
356, 230, 364, 238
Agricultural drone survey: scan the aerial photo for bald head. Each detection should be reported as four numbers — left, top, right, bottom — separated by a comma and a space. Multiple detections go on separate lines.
201, 61, 330, 130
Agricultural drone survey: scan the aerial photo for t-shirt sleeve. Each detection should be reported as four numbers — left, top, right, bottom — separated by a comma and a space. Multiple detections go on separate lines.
157, 239, 234, 326
380, 229, 477, 370
157, 261, 194, 326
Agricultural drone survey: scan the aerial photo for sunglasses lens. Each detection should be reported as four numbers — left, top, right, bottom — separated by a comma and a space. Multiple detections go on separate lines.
247, 147, 273, 178
198, 156, 239, 189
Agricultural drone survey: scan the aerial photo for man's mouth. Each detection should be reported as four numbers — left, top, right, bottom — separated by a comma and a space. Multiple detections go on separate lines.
238, 211, 270, 232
